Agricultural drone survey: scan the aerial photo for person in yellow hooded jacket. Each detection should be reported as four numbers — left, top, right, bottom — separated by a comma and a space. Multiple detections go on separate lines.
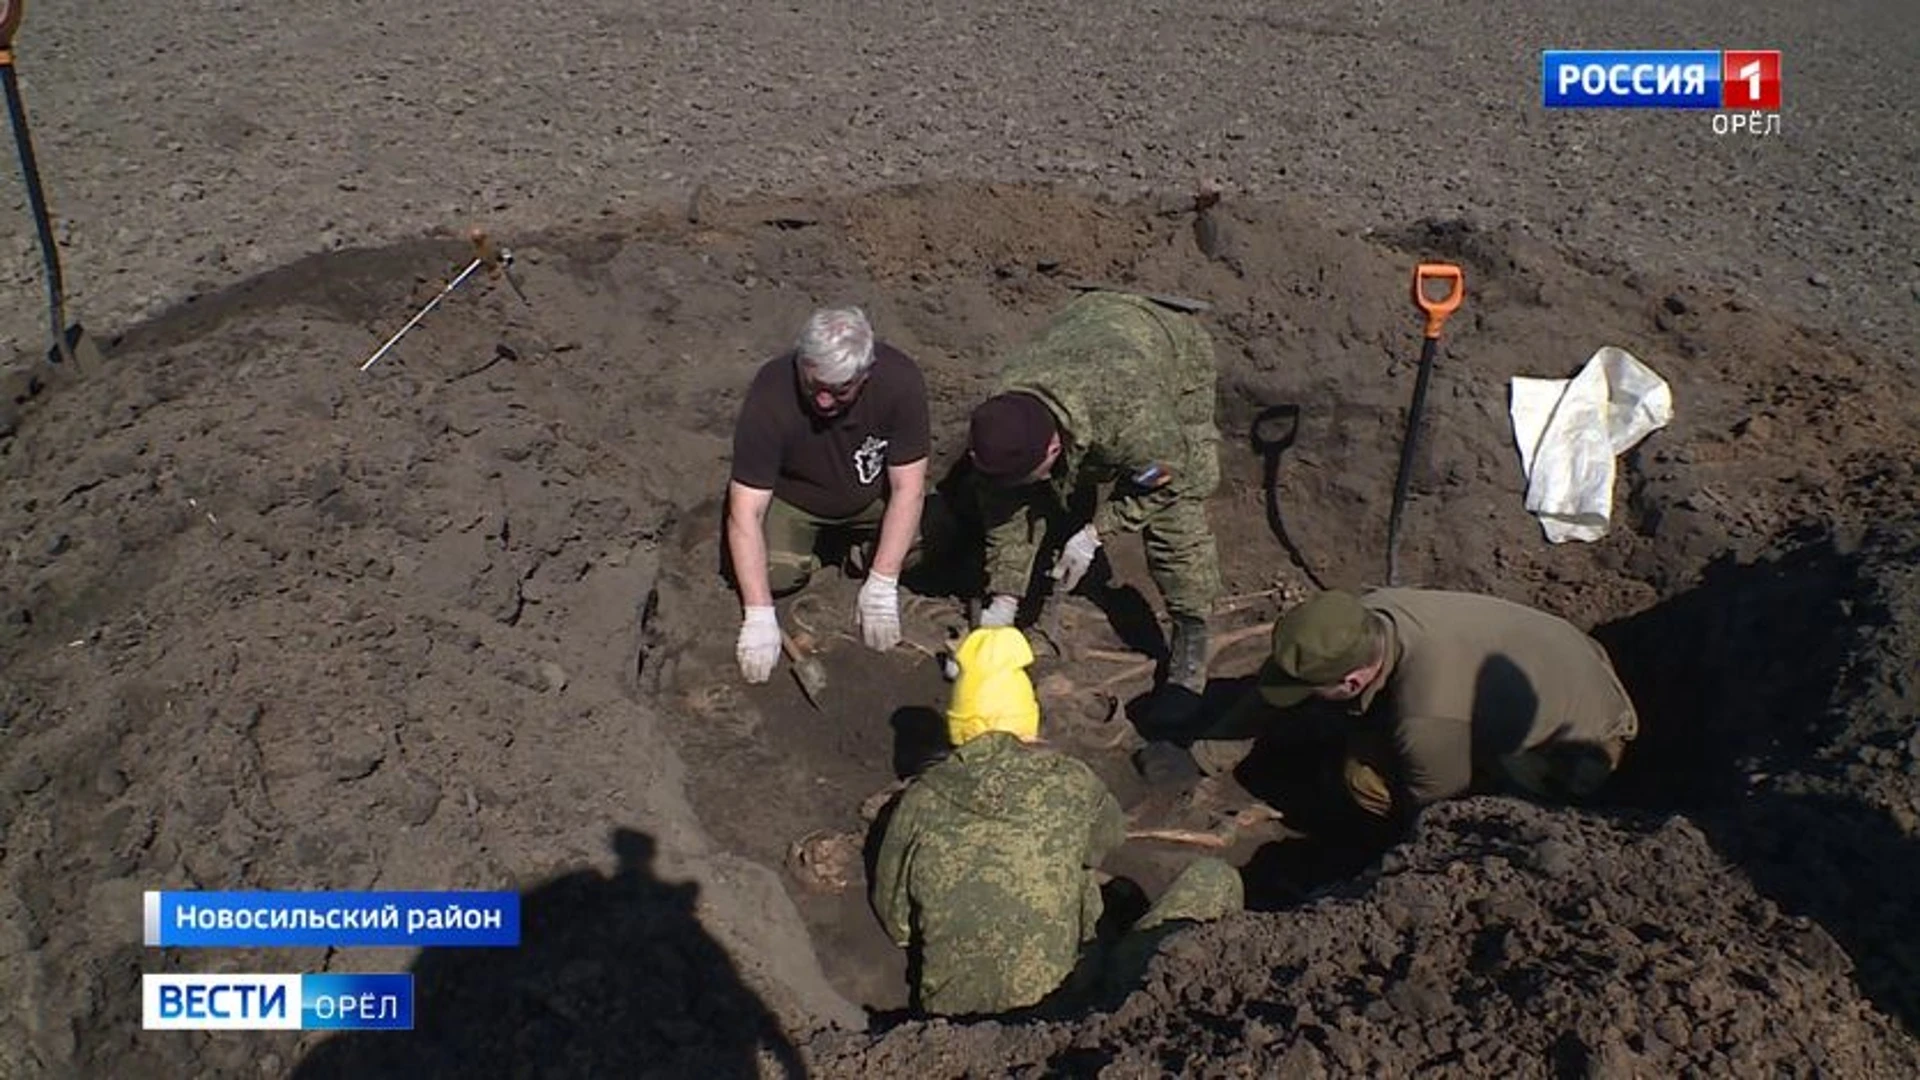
870, 626, 1242, 1017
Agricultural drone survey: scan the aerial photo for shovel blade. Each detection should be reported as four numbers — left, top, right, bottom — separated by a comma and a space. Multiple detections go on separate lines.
48, 324, 103, 368
790, 656, 829, 709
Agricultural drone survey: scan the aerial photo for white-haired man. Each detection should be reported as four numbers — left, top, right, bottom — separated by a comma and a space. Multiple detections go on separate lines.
727, 307, 930, 683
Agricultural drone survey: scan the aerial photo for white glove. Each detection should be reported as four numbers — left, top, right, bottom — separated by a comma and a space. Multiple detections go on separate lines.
856, 572, 902, 651
978, 594, 1019, 628
1049, 524, 1101, 592
736, 606, 781, 683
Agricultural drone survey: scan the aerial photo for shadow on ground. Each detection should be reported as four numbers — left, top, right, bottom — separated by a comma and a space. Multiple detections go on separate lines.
1212, 518, 1920, 1041
1595, 525, 1920, 1033
294, 829, 803, 1079
1596, 526, 1866, 812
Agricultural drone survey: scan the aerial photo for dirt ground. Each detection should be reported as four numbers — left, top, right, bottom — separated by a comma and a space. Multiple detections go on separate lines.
3, 180, 1920, 1078
6, 1, 1917, 366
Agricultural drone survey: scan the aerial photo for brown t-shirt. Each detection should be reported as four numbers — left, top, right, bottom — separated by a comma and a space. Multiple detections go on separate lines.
729, 343, 930, 518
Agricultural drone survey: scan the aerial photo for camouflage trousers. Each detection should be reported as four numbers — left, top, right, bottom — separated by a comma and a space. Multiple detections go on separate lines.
1104, 475, 1222, 621
765, 496, 881, 595
1130, 856, 1242, 933
1064, 857, 1243, 1008
726, 496, 924, 596
1105, 303, 1221, 621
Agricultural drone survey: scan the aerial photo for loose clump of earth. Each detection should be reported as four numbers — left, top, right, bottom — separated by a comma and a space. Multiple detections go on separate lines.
2, 183, 1917, 1078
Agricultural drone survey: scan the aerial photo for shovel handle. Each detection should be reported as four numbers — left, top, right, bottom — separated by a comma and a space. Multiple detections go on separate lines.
781, 628, 824, 672
1413, 263, 1465, 339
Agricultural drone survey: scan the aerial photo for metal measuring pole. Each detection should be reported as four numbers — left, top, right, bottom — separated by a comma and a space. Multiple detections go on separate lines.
359, 228, 527, 372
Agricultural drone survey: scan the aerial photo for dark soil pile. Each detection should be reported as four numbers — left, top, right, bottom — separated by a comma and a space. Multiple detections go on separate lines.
810, 800, 1918, 1078
2, 182, 1916, 1078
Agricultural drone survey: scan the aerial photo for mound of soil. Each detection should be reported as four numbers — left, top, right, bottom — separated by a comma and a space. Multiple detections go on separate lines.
810, 801, 1918, 1078
2, 181, 1916, 1077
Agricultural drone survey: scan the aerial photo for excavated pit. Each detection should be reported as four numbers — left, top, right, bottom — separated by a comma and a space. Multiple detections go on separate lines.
2, 182, 1917, 1078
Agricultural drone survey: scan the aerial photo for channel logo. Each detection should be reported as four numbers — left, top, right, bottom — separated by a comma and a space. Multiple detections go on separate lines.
1542, 50, 1781, 109
1722, 50, 1782, 110
142, 973, 414, 1031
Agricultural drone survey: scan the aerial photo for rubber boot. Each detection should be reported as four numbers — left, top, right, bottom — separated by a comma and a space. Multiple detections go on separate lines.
1167, 616, 1210, 695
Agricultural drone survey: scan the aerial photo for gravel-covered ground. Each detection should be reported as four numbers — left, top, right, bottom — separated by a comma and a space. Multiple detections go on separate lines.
3, 0, 1915, 360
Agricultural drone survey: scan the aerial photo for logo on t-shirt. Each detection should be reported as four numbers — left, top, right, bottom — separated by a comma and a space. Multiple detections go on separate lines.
853, 436, 888, 485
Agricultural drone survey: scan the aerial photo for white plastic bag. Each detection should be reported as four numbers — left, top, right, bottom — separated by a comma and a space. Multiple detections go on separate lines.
1509, 346, 1673, 543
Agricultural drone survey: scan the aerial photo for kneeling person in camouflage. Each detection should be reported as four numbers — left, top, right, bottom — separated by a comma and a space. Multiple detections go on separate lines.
871, 626, 1241, 1017
965, 290, 1224, 702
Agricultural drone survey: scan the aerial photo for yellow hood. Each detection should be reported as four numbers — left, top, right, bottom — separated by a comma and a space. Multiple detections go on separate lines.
946, 627, 1040, 746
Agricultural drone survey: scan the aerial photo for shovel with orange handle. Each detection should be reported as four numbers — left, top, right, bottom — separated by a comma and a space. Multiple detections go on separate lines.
1385, 263, 1465, 586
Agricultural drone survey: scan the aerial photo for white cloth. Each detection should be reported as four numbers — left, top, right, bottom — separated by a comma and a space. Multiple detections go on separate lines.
1509, 346, 1673, 544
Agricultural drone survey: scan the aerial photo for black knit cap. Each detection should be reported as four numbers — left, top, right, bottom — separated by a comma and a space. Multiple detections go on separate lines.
968, 393, 1057, 482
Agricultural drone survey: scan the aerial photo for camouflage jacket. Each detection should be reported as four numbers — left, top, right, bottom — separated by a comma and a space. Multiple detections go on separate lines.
871, 731, 1126, 1016
977, 291, 1219, 598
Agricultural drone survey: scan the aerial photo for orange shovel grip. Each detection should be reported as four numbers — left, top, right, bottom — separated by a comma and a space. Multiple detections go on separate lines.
1413, 263, 1465, 339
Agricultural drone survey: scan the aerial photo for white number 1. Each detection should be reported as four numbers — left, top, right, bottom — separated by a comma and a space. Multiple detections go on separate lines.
1739, 60, 1763, 99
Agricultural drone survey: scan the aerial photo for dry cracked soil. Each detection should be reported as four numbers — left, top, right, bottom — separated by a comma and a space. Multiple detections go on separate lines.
2, 2, 1919, 1079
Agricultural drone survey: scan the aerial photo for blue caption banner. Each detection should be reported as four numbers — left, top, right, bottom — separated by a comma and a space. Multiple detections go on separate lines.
1542, 50, 1722, 108
145, 890, 520, 948
142, 973, 414, 1030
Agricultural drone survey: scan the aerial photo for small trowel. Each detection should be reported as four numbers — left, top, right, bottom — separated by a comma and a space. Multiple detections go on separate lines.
781, 630, 828, 710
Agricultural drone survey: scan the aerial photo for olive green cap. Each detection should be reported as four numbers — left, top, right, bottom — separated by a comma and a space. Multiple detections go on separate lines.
1256, 590, 1376, 707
